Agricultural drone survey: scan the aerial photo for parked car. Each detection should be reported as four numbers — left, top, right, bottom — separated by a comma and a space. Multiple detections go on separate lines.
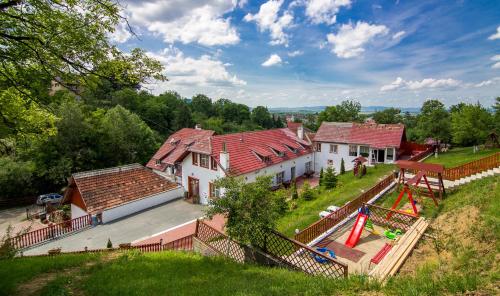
36, 193, 63, 205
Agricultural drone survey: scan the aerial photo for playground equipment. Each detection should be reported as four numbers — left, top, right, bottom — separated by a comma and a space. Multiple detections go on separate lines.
388, 161, 444, 218
313, 247, 336, 263
345, 207, 370, 248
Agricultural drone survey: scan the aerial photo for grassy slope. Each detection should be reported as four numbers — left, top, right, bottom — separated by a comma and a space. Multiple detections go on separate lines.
276, 164, 395, 237
424, 146, 499, 168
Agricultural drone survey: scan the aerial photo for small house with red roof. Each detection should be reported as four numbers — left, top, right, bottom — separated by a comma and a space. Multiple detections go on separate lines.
313, 122, 407, 173
63, 164, 182, 223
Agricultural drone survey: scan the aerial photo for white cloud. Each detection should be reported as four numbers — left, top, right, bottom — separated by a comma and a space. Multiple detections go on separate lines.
148, 47, 246, 87
287, 50, 303, 57
380, 77, 462, 92
109, 22, 132, 43
493, 62, 500, 69
492, 55, 500, 69
302, 0, 351, 25
125, 0, 239, 46
474, 77, 500, 87
488, 26, 500, 40
326, 21, 389, 58
392, 30, 406, 40
262, 54, 282, 67
244, 0, 293, 46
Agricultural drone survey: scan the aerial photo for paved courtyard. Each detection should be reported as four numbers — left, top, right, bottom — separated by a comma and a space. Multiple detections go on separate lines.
23, 199, 205, 255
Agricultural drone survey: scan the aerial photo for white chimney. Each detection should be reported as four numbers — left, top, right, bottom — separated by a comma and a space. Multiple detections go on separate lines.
220, 142, 230, 170
195, 124, 202, 130
297, 125, 304, 140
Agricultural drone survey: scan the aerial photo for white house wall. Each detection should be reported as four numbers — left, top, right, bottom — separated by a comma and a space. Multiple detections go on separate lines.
101, 187, 183, 223
71, 203, 88, 220
181, 153, 226, 205
182, 152, 313, 205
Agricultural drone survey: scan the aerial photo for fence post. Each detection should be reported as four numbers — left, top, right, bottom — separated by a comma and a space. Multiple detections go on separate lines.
194, 219, 199, 237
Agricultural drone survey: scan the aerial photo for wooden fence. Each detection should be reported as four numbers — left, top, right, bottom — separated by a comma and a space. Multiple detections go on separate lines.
294, 174, 395, 244
10, 215, 92, 249
366, 203, 419, 232
195, 220, 348, 279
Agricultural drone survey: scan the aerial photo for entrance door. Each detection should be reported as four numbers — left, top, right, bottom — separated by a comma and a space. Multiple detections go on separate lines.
377, 149, 385, 163
291, 167, 296, 180
188, 177, 199, 199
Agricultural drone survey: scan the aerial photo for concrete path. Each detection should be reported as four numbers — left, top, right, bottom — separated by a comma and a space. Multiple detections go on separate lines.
23, 199, 205, 255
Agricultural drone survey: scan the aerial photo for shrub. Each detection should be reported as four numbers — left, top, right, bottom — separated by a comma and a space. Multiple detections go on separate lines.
323, 167, 338, 189
340, 158, 345, 174
290, 182, 299, 200
301, 181, 315, 201
107, 238, 113, 249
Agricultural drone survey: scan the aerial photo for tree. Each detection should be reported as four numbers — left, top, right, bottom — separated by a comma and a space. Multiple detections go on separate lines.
415, 100, 451, 144
451, 103, 494, 146
205, 176, 286, 245
317, 100, 361, 124
301, 181, 315, 201
190, 94, 214, 117
372, 108, 403, 124
493, 97, 500, 133
98, 105, 158, 166
319, 168, 324, 186
290, 181, 299, 200
322, 167, 338, 189
340, 158, 345, 174
402, 112, 418, 141
251, 106, 274, 129
0, 157, 36, 199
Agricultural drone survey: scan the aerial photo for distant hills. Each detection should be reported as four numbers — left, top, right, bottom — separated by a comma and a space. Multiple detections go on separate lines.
269, 106, 421, 114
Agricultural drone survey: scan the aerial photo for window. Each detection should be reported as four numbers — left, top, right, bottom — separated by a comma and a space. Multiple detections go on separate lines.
209, 182, 220, 199
327, 159, 334, 167
329, 144, 338, 154
200, 154, 209, 168
155, 159, 161, 166
349, 145, 358, 157
386, 148, 394, 161
276, 171, 285, 184
192, 153, 198, 165
211, 157, 218, 171
360, 146, 370, 157
315, 142, 321, 152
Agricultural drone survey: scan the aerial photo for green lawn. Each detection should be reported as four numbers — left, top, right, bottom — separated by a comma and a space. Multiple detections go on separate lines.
424, 146, 499, 168
276, 164, 395, 237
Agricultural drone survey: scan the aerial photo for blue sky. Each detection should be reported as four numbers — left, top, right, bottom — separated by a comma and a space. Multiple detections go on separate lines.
113, 0, 500, 108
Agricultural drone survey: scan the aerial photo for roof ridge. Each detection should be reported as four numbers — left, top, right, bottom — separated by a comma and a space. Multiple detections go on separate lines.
73, 163, 143, 179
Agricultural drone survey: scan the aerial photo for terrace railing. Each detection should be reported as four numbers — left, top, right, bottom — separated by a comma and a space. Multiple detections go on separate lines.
195, 220, 348, 279
10, 214, 92, 249
294, 174, 395, 244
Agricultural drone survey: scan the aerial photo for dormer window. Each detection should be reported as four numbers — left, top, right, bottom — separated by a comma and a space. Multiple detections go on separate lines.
155, 159, 161, 166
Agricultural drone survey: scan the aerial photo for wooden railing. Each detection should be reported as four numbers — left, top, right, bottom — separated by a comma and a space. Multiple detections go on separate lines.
195, 220, 348, 279
408, 146, 434, 162
10, 215, 92, 249
442, 152, 499, 181
365, 203, 419, 232
294, 174, 395, 244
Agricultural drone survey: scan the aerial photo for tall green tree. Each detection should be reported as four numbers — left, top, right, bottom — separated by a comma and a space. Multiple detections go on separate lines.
251, 106, 274, 129
206, 176, 286, 245
451, 103, 494, 146
415, 100, 451, 143
190, 94, 214, 117
372, 108, 403, 124
322, 167, 338, 189
317, 100, 361, 125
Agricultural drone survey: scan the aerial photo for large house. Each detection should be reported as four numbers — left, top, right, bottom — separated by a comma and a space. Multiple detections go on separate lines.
148, 127, 313, 205
313, 122, 407, 174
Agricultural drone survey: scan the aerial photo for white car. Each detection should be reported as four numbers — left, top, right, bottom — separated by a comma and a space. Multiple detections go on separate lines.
319, 211, 331, 218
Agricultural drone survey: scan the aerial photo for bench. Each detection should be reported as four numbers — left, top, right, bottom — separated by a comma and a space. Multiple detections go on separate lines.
370, 243, 392, 268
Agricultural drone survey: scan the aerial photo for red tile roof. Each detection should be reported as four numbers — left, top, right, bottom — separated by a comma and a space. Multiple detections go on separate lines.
210, 129, 312, 176
146, 128, 215, 170
69, 164, 178, 213
314, 122, 405, 149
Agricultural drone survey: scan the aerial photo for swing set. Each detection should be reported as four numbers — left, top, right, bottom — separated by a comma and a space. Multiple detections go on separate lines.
388, 160, 445, 218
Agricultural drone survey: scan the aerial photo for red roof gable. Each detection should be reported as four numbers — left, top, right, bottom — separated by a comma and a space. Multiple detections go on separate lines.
210, 129, 312, 176
314, 122, 405, 148
146, 128, 214, 170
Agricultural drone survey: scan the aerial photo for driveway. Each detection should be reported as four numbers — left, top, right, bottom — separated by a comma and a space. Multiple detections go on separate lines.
23, 199, 205, 255
0, 206, 29, 236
